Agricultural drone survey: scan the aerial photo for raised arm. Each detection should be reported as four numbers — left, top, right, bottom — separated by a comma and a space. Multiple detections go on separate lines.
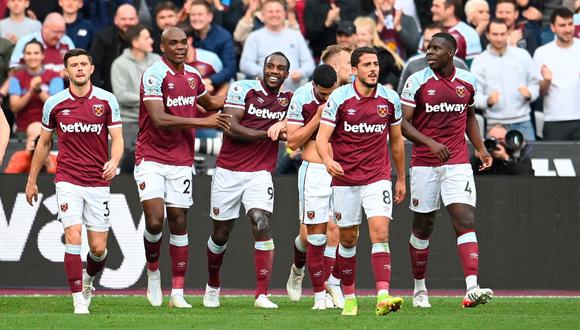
287, 104, 323, 150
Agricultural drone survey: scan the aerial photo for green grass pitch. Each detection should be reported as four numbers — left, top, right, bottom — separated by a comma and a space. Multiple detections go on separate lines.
1, 296, 579, 329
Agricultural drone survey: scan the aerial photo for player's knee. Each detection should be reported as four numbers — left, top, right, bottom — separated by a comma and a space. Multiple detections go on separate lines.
248, 209, 271, 232
146, 221, 163, 235
211, 233, 229, 246
64, 226, 82, 245
339, 228, 358, 248
372, 226, 389, 243
90, 244, 107, 257
413, 213, 435, 237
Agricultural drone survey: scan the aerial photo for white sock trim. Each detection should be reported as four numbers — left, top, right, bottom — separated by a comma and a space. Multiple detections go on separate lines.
371, 242, 390, 254
169, 233, 189, 247
414, 279, 427, 293
457, 232, 478, 245
144, 229, 162, 243
89, 249, 108, 262
338, 244, 356, 258
207, 236, 227, 254
171, 288, 184, 296
294, 235, 306, 253
255, 239, 275, 251
65, 244, 81, 255
410, 234, 429, 249
466, 275, 478, 290
307, 234, 326, 246
324, 245, 337, 258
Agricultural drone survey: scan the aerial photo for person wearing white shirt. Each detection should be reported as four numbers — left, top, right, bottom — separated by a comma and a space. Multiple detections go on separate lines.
471, 18, 539, 141
533, 7, 580, 140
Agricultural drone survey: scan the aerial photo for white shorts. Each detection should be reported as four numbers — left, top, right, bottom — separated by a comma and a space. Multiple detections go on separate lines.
210, 167, 274, 220
331, 180, 393, 228
134, 159, 194, 208
409, 164, 476, 213
55, 181, 110, 232
298, 160, 332, 225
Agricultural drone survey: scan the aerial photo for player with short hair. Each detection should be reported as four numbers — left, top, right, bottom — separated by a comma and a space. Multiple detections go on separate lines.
277, 44, 353, 309
203, 52, 293, 309
135, 27, 231, 308
316, 46, 406, 316
400, 32, 493, 308
25, 48, 123, 314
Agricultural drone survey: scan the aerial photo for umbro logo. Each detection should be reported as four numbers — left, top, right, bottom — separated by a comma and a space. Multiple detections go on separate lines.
62, 109, 71, 116
168, 83, 175, 89
347, 109, 356, 116
428, 89, 436, 96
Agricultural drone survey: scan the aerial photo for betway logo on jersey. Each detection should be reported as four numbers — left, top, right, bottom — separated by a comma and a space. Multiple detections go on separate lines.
166, 95, 195, 107
425, 103, 466, 114
59, 122, 103, 134
344, 121, 387, 134
247, 104, 285, 120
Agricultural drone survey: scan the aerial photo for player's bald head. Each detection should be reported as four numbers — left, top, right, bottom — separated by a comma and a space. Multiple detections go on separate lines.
161, 27, 186, 44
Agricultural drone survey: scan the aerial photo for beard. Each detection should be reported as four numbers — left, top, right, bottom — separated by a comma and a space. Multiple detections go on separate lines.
359, 76, 378, 89
72, 77, 89, 87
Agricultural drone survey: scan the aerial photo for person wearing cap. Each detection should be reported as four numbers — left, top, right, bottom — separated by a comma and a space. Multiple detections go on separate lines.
336, 21, 357, 49
303, 0, 361, 60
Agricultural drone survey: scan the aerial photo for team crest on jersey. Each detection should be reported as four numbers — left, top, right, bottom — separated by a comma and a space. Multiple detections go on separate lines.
139, 181, 146, 190
307, 211, 315, 220
92, 104, 104, 117
277, 97, 289, 107
456, 86, 466, 98
187, 77, 196, 90
377, 105, 389, 118
213, 207, 220, 216
60, 203, 68, 213
412, 198, 419, 207
334, 212, 342, 221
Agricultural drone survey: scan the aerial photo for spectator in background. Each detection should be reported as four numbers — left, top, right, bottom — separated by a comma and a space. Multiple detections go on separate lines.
189, 0, 237, 93
4, 121, 57, 173
431, 0, 482, 64
515, 0, 544, 23
533, 7, 580, 140
240, 0, 314, 91
234, 0, 299, 45
90, 4, 139, 92
0, 109, 8, 165
185, 29, 225, 95
372, 0, 421, 60
353, 16, 403, 88
470, 124, 534, 176
303, 0, 360, 60
0, 37, 15, 132
471, 19, 539, 141
397, 24, 468, 94
495, 0, 541, 56
111, 24, 160, 148
9, 40, 64, 135
574, 0, 580, 38
28, 0, 60, 23
335, 20, 357, 49
465, 0, 490, 40
152, 1, 179, 54
60, 0, 96, 50
10, 13, 75, 74
81, 0, 132, 32
0, 0, 42, 44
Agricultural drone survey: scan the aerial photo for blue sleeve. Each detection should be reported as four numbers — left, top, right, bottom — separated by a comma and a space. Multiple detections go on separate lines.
8, 77, 22, 95
49, 77, 65, 95
208, 30, 237, 86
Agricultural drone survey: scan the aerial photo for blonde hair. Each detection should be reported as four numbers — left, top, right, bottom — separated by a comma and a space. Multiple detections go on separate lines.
464, 0, 489, 24
353, 16, 404, 69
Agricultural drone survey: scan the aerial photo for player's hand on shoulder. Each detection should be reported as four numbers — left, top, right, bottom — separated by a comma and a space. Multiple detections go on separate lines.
324, 159, 344, 177
426, 139, 450, 163
25, 181, 38, 206
267, 121, 286, 141
102, 159, 118, 181
394, 178, 406, 204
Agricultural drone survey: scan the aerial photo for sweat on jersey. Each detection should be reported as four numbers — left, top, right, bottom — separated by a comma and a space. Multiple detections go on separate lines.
216, 80, 293, 172
320, 83, 402, 187
42, 85, 121, 187
401, 66, 477, 167
286, 81, 325, 141
135, 57, 206, 167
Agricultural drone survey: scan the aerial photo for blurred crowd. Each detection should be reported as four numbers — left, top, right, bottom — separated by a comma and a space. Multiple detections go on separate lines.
0, 0, 578, 174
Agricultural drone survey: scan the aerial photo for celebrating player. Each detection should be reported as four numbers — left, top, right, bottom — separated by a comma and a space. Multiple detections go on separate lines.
278, 45, 353, 309
135, 27, 231, 308
400, 32, 493, 308
25, 48, 124, 314
203, 52, 292, 309
316, 46, 406, 316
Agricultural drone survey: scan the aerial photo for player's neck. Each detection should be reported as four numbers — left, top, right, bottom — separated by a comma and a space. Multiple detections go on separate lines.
164, 56, 184, 72
436, 65, 455, 78
70, 83, 91, 98
354, 79, 375, 97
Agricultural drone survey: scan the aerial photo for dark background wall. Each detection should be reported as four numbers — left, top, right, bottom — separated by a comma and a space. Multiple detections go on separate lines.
0, 175, 579, 290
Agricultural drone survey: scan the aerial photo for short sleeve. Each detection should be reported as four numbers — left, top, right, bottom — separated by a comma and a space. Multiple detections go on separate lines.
400, 74, 420, 107
224, 81, 248, 109
320, 91, 340, 127
142, 67, 164, 100
196, 74, 207, 97
8, 77, 22, 96
42, 99, 56, 131
389, 92, 402, 126
286, 95, 305, 126
107, 95, 122, 127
